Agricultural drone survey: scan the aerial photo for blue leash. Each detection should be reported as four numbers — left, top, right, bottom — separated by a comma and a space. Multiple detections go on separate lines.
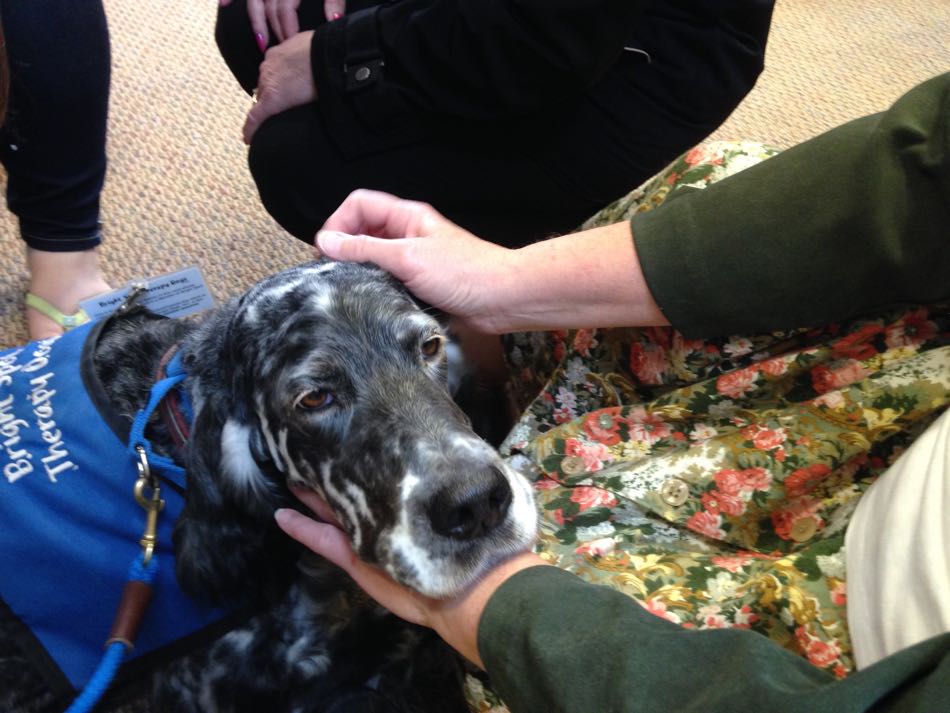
126, 352, 188, 488
66, 352, 189, 713
64, 556, 158, 713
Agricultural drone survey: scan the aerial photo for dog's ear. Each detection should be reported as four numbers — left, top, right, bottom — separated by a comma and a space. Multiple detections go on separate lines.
173, 399, 298, 606
181, 297, 254, 422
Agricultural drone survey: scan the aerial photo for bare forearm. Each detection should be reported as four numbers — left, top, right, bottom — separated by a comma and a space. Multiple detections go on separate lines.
318, 191, 667, 334
486, 221, 667, 333
428, 552, 551, 669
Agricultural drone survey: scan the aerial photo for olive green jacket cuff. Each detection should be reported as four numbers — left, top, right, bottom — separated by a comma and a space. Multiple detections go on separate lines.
631, 72, 950, 338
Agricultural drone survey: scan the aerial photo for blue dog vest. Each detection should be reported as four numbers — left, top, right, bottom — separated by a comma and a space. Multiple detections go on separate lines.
0, 320, 233, 696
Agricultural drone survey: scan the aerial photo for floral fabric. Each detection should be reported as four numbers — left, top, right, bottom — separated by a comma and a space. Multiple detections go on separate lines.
466, 142, 950, 711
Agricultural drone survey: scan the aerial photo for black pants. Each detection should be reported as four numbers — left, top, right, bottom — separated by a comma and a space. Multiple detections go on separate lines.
217, 1, 770, 247
0, 0, 111, 252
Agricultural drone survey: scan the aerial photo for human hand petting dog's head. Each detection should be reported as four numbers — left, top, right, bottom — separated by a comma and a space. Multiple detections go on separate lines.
317, 188, 668, 334
316, 189, 519, 335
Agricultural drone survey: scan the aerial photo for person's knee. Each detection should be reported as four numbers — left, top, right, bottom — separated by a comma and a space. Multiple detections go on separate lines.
248, 112, 341, 243
215, 0, 259, 94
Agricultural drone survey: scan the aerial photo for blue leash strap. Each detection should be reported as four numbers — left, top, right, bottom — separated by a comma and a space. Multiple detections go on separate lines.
127, 369, 187, 489
165, 350, 194, 424
65, 555, 159, 713
67, 354, 188, 712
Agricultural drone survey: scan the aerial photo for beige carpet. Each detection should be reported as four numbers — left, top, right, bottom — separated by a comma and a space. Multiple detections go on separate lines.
0, 0, 947, 347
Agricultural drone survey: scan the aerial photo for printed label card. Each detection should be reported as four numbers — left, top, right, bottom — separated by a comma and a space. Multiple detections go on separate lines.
79, 266, 215, 321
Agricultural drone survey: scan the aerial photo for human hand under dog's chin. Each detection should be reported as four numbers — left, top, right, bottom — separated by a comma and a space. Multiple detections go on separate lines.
316, 189, 520, 335
275, 487, 548, 669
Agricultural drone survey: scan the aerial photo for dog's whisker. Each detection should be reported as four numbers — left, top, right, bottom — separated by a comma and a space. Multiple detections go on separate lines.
344, 482, 377, 527
255, 401, 286, 473
277, 427, 304, 481
319, 461, 365, 550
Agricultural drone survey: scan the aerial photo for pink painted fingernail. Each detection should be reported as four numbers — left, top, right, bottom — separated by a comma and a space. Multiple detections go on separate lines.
255, 33, 266, 53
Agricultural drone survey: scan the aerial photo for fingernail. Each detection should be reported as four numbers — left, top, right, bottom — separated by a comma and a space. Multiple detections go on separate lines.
332, 12, 342, 20
255, 33, 267, 53
316, 230, 345, 255
274, 508, 292, 524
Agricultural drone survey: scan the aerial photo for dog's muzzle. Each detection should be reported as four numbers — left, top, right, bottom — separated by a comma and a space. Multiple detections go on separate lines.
363, 428, 538, 598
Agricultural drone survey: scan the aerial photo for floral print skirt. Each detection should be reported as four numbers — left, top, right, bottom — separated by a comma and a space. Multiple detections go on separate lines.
466, 142, 950, 710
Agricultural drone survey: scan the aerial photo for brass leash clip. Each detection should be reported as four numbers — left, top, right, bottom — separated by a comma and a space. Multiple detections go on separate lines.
133, 446, 164, 565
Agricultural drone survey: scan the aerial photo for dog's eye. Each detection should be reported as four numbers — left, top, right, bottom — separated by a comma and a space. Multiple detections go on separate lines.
420, 335, 444, 359
296, 390, 334, 410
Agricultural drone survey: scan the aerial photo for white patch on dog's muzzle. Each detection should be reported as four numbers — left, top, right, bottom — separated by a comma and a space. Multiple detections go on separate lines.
383, 458, 538, 597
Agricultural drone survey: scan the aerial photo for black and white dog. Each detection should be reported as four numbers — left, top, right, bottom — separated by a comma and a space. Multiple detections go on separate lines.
0, 261, 537, 713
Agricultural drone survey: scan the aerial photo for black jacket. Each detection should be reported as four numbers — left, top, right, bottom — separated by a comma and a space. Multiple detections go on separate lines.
311, 0, 774, 157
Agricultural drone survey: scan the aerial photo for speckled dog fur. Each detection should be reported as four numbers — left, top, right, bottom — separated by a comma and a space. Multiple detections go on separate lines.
0, 261, 537, 713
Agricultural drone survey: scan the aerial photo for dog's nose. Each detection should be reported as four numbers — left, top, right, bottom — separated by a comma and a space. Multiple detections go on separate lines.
428, 467, 512, 540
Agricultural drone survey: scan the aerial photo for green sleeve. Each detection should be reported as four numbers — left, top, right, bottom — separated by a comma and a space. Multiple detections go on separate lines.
631, 72, 950, 338
478, 566, 950, 713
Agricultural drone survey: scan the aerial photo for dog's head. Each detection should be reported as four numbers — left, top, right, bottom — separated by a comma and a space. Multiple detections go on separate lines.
175, 261, 536, 601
